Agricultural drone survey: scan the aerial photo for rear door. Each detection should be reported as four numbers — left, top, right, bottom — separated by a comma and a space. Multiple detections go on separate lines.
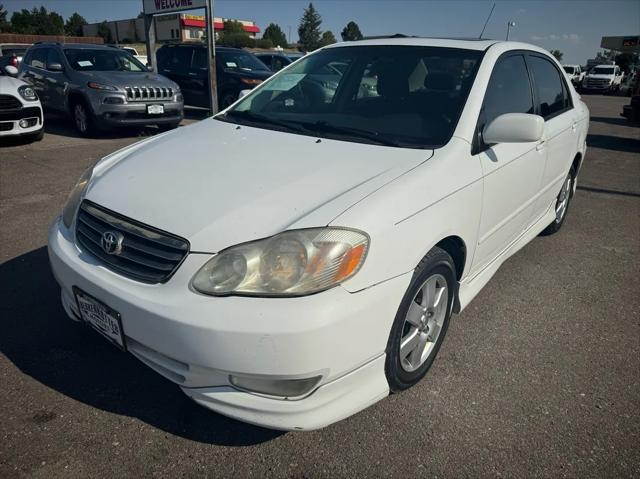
470, 53, 546, 275
44, 48, 67, 111
188, 47, 212, 108
527, 54, 577, 219
20, 48, 48, 99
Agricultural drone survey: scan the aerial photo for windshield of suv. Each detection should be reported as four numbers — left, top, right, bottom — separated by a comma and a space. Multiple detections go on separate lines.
563, 66, 575, 74
64, 49, 146, 72
592, 67, 615, 75
218, 51, 270, 72
219, 46, 482, 149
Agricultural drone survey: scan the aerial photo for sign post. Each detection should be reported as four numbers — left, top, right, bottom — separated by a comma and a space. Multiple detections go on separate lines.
142, 0, 218, 114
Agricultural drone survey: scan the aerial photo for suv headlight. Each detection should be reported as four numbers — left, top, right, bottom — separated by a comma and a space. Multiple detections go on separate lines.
87, 82, 117, 91
18, 85, 38, 101
192, 228, 369, 296
62, 166, 93, 228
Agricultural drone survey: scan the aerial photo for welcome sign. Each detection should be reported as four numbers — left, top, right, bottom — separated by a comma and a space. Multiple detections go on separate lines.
143, 0, 207, 15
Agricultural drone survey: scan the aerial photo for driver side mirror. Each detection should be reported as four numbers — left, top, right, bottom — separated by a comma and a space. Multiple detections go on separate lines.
4, 65, 18, 76
483, 113, 544, 145
47, 62, 64, 72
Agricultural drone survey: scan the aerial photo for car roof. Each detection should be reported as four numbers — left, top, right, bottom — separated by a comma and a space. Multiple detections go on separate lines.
31, 43, 118, 50
159, 43, 243, 52
325, 37, 499, 51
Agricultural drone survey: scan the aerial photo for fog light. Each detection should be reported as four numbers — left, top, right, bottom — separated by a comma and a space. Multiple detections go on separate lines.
19, 119, 29, 128
103, 96, 124, 104
229, 374, 322, 398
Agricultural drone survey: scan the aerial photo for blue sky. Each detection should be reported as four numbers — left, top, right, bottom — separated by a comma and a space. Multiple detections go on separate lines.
4, 0, 639, 64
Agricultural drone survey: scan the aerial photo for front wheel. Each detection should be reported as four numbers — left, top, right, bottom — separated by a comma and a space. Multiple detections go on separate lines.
385, 247, 455, 392
540, 167, 574, 236
72, 101, 95, 136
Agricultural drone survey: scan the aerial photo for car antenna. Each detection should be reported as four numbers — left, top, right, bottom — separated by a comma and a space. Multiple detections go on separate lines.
479, 2, 496, 39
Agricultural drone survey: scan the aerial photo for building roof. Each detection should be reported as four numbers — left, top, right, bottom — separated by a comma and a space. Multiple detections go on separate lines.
180, 17, 260, 34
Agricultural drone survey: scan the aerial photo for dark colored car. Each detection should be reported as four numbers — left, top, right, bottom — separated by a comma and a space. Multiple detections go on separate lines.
254, 53, 293, 72
621, 75, 640, 123
157, 44, 272, 109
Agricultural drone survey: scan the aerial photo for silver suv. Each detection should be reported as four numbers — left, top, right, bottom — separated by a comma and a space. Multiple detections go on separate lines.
19, 43, 183, 135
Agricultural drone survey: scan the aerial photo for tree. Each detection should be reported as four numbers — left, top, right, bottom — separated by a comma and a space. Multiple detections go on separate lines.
297, 2, 322, 52
263, 23, 288, 48
0, 4, 10, 32
65, 12, 87, 36
614, 53, 638, 74
320, 30, 336, 46
10, 7, 64, 35
341, 21, 363, 42
223, 20, 246, 35
97, 21, 113, 43
549, 49, 563, 62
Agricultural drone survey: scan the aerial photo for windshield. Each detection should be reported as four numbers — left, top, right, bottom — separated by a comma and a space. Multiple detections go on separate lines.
218, 51, 269, 72
592, 67, 615, 75
563, 66, 575, 74
64, 49, 146, 72
220, 46, 482, 149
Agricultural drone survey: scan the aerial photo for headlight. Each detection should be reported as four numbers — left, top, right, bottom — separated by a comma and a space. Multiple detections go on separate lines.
87, 82, 117, 91
62, 167, 93, 228
18, 85, 37, 101
192, 228, 369, 296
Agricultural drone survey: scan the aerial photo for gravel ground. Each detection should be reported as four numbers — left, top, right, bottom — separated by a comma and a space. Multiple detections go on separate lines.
1, 95, 639, 478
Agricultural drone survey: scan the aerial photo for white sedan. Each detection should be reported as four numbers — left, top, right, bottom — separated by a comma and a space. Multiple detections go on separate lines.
48, 37, 589, 430
0, 65, 44, 141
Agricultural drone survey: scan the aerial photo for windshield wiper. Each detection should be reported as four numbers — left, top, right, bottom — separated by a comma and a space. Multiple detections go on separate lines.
303, 121, 402, 147
221, 110, 307, 134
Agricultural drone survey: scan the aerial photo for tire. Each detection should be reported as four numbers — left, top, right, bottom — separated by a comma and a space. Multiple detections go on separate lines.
71, 100, 95, 136
219, 92, 237, 110
385, 247, 456, 392
158, 121, 180, 132
540, 166, 575, 236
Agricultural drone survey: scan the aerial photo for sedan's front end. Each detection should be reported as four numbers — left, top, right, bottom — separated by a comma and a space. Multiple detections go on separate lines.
0, 80, 43, 139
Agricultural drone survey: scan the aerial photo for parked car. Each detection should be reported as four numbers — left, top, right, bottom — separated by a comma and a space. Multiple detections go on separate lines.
19, 42, 183, 136
620, 71, 637, 96
0, 65, 44, 141
621, 75, 640, 123
120, 46, 148, 66
562, 64, 584, 87
48, 38, 589, 431
254, 52, 293, 72
157, 44, 272, 109
286, 52, 305, 62
582, 64, 624, 93
0, 43, 30, 65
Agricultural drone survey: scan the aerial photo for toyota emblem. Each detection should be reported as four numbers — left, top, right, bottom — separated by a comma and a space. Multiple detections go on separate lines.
101, 230, 124, 255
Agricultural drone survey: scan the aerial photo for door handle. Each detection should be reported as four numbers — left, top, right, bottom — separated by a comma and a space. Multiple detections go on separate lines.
571, 121, 578, 132
188, 72, 197, 76
536, 140, 546, 151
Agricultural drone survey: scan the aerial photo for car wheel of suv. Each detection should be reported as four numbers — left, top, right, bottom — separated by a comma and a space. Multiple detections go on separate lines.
385, 247, 455, 392
72, 101, 95, 136
220, 92, 237, 109
540, 166, 575, 236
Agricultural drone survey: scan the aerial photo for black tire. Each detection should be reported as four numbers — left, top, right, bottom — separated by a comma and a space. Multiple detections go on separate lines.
540, 166, 575, 236
71, 99, 95, 136
158, 121, 180, 132
385, 247, 456, 392
219, 92, 237, 110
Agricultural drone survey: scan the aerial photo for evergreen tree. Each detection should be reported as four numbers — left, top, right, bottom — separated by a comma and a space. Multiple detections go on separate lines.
341, 21, 363, 41
297, 2, 322, 51
263, 23, 288, 48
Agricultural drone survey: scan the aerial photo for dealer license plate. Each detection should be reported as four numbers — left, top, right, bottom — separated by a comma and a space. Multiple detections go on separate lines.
74, 287, 126, 350
147, 104, 164, 115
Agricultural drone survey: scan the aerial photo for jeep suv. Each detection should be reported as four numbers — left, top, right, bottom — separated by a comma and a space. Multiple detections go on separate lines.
19, 43, 184, 135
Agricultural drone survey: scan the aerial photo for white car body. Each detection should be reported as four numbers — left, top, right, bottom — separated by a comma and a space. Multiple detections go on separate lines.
48, 38, 589, 430
562, 64, 584, 85
582, 64, 624, 92
0, 72, 44, 139
122, 47, 148, 66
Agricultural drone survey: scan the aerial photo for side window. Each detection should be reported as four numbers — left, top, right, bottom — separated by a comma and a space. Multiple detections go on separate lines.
30, 48, 47, 69
191, 48, 207, 70
259, 56, 272, 68
22, 50, 33, 65
529, 56, 570, 119
46, 48, 63, 69
482, 55, 534, 128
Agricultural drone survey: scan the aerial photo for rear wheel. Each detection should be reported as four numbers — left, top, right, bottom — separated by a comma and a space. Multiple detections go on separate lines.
385, 247, 455, 392
540, 166, 575, 236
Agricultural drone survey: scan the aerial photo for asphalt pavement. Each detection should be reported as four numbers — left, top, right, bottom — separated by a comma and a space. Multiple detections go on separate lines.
1, 96, 639, 478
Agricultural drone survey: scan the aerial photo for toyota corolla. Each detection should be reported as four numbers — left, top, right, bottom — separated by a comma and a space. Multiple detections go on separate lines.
48, 37, 589, 430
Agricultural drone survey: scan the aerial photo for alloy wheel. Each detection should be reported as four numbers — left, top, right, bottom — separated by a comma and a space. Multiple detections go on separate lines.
74, 104, 87, 133
555, 174, 572, 222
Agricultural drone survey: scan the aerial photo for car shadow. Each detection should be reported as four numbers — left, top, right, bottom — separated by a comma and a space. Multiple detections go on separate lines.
590, 116, 633, 127
43, 112, 167, 140
0, 247, 284, 446
587, 134, 640, 154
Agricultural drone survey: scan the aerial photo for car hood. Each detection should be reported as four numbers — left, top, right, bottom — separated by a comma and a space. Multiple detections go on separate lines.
80, 71, 178, 89
86, 119, 431, 252
0, 74, 28, 93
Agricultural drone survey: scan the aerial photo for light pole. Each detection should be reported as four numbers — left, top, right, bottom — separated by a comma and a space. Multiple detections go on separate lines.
506, 21, 516, 41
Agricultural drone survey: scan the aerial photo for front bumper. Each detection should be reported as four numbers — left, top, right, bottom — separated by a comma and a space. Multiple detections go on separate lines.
48, 217, 410, 430
94, 102, 184, 127
0, 105, 43, 137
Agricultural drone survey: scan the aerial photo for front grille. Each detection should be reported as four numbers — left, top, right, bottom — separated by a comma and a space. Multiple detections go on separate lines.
75, 201, 190, 284
0, 94, 21, 110
0, 121, 13, 131
125, 86, 174, 102
586, 79, 610, 86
